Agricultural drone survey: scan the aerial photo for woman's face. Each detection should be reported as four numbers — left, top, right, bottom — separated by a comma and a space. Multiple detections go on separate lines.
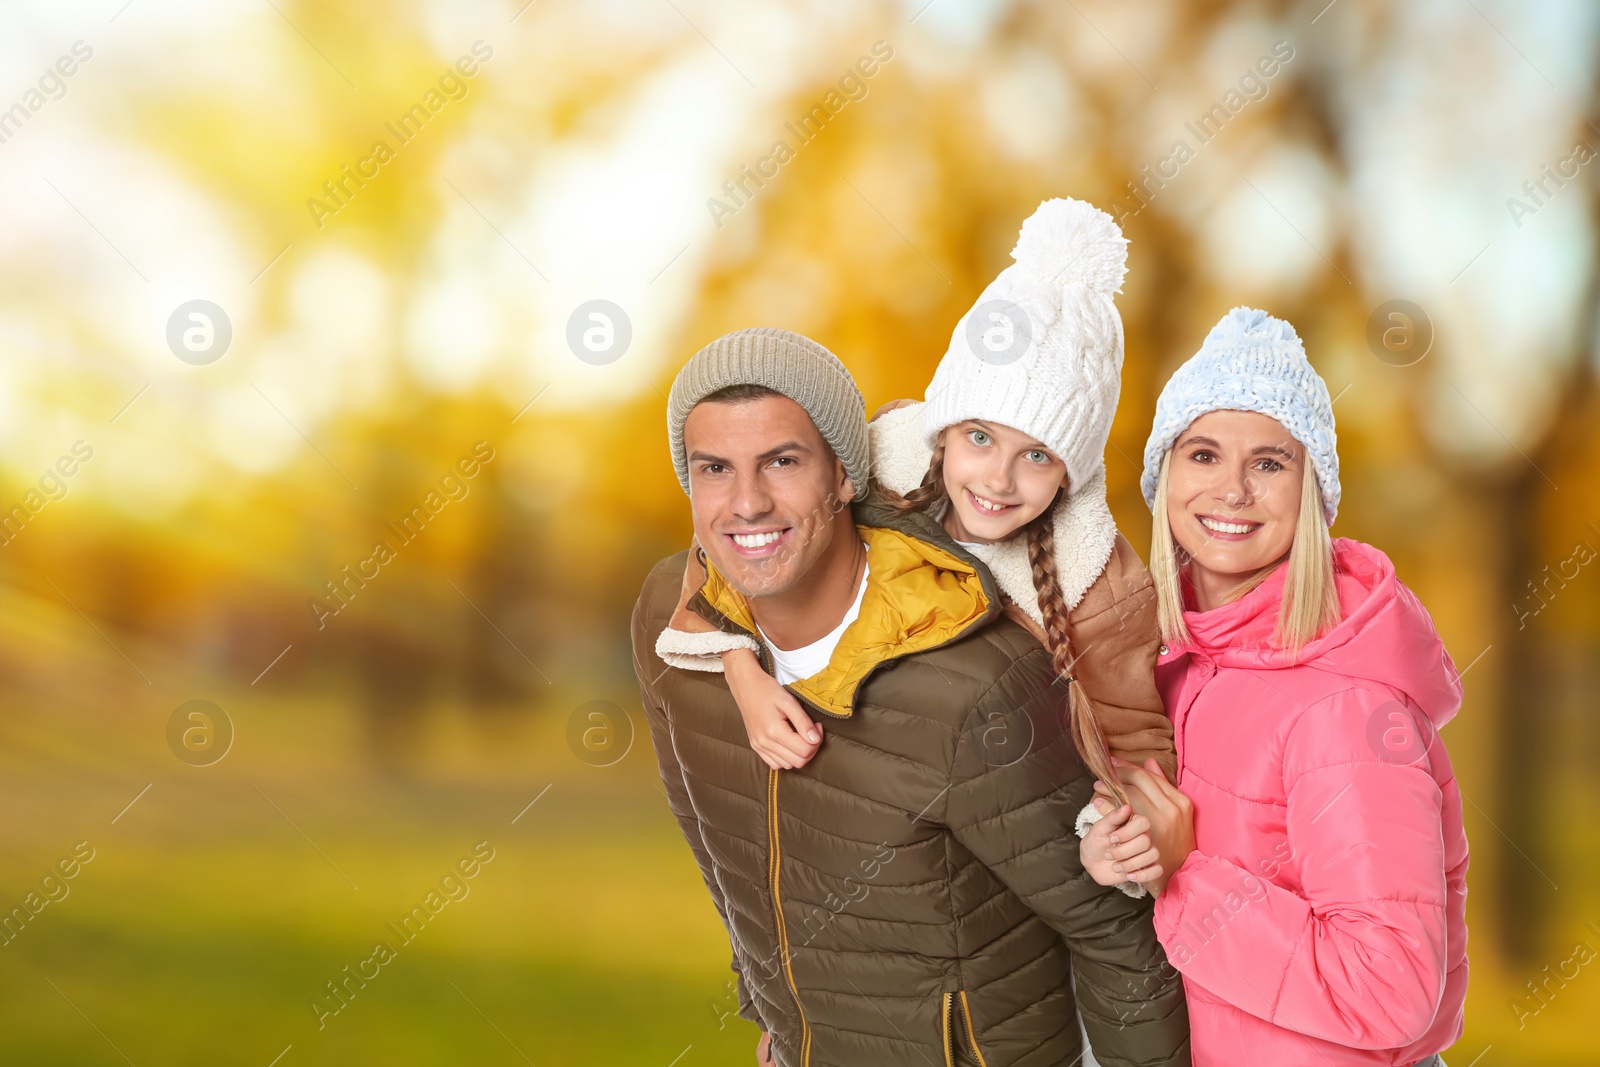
1166, 410, 1304, 589
939, 420, 1069, 544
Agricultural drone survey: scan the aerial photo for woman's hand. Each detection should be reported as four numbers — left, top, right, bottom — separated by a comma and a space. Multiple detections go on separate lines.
724, 648, 822, 770
1107, 757, 1196, 897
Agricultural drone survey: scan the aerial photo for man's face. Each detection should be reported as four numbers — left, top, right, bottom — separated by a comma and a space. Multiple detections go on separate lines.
683, 394, 856, 600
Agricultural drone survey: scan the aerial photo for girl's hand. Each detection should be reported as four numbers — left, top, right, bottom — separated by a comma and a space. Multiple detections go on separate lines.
1093, 774, 1159, 825
1091, 776, 1167, 883
1080, 800, 1164, 887
724, 648, 822, 770
1110, 757, 1197, 897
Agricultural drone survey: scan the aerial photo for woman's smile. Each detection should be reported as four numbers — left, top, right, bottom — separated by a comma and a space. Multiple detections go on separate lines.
1195, 513, 1264, 540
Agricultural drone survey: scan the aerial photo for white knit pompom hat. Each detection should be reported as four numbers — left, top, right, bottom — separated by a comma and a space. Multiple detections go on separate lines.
921, 197, 1129, 494
1140, 306, 1340, 525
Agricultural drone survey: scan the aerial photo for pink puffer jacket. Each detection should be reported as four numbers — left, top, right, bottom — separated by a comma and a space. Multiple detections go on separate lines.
1151, 538, 1468, 1065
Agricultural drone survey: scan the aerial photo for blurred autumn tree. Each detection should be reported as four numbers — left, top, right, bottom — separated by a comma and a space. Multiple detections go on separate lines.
0, 0, 1597, 1061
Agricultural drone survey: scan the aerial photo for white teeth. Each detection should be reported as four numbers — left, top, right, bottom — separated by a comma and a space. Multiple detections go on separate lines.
1200, 517, 1256, 535
972, 494, 1010, 513
731, 531, 782, 548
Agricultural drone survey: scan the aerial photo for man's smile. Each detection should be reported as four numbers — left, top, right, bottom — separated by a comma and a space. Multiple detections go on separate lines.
724, 527, 792, 558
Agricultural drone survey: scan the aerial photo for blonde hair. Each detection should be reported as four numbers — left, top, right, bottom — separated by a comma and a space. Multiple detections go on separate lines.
877, 435, 1130, 807
1150, 449, 1341, 652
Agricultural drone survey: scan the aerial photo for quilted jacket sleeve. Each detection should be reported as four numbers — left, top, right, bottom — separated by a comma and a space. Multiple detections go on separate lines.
1151, 686, 1450, 1048
944, 647, 1190, 1067
632, 557, 762, 1027
1068, 535, 1176, 781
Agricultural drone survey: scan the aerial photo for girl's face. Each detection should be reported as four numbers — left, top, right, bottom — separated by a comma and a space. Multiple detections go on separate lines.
939, 420, 1068, 544
1166, 409, 1304, 593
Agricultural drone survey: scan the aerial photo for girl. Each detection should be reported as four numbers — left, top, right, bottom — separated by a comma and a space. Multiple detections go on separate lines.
654, 198, 1175, 817
1081, 307, 1468, 1066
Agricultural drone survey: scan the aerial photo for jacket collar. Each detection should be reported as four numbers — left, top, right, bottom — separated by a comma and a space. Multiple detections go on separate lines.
687, 490, 1001, 718
1165, 539, 1463, 728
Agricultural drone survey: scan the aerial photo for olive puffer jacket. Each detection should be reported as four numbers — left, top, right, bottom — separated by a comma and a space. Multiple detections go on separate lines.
631, 493, 1189, 1067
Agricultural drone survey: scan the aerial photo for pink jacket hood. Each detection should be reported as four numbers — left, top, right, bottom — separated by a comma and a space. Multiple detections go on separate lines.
1171, 538, 1463, 729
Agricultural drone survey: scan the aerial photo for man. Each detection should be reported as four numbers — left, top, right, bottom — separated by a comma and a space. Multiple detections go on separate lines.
631, 328, 1189, 1067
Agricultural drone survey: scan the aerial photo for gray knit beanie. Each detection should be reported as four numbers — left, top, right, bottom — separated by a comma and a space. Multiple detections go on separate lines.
666, 328, 870, 496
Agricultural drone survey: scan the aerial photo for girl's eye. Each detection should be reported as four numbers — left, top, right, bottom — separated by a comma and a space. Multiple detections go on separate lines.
1255, 458, 1283, 473
968, 430, 990, 446
1189, 449, 1215, 463
1025, 450, 1049, 464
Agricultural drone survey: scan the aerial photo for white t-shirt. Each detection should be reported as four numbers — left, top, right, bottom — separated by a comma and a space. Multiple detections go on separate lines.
756, 556, 869, 685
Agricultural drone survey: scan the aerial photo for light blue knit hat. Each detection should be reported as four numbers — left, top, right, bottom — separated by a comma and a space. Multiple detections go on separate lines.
1140, 307, 1340, 525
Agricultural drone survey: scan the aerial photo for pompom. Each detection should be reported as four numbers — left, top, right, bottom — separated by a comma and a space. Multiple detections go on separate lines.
1009, 197, 1129, 295
1205, 306, 1302, 348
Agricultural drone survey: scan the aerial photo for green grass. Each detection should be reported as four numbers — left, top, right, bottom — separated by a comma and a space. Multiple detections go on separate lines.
0, 823, 761, 1066
0, 687, 1596, 1065
0, 690, 763, 1066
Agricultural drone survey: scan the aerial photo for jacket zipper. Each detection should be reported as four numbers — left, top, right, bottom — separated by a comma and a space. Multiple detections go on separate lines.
767, 768, 811, 1065
956, 990, 989, 1066
941, 990, 988, 1066
940, 992, 955, 1067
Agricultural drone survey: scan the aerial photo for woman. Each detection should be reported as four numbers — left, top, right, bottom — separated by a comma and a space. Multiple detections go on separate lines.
1083, 307, 1468, 1066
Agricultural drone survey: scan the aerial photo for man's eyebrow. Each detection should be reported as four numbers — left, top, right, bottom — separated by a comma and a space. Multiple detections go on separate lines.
687, 441, 811, 466
757, 440, 811, 462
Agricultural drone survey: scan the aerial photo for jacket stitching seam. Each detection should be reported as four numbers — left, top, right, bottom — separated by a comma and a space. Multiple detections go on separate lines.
1178, 766, 1284, 807
1270, 922, 1308, 1022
